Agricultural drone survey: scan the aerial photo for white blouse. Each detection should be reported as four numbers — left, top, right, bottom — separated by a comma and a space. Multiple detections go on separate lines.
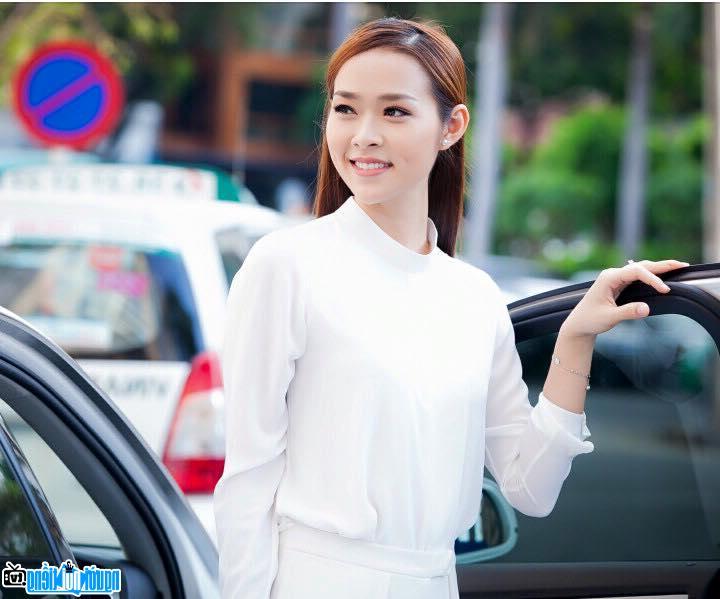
213, 195, 594, 599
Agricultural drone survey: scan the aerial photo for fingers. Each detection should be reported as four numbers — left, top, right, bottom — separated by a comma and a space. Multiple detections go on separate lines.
604, 259, 688, 296
630, 259, 688, 269
624, 262, 674, 293
655, 259, 690, 271
637, 265, 670, 293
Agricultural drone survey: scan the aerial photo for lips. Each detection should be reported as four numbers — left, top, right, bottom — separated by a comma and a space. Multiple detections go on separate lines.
350, 159, 393, 176
349, 158, 393, 166
348, 156, 392, 166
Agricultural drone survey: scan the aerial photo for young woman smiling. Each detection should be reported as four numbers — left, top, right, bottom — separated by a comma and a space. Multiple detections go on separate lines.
214, 16, 690, 599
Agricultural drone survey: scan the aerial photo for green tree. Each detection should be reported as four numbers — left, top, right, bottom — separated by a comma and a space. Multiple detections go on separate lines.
496, 105, 706, 277
377, 2, 701, 117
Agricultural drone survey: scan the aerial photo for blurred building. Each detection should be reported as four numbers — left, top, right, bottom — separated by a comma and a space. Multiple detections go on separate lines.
158, 4, 374, 211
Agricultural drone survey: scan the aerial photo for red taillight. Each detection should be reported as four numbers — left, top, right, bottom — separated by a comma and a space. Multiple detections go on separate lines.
162, 350, 225, 494
162, 457, 225, 495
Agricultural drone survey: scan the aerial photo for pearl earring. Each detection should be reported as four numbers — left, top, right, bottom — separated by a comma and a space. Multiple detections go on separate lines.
442, 139, 448, 145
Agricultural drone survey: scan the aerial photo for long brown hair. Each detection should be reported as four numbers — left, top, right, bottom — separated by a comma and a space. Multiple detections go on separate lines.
311, 17, 468, 257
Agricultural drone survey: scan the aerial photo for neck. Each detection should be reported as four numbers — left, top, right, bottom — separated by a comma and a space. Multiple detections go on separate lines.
354, 193, 429, 254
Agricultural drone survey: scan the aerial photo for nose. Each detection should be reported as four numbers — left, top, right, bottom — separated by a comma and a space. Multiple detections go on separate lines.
351, 115, 382, 148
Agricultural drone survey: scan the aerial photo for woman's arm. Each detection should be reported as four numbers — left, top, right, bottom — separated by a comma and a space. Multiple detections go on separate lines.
542, 328, 595, 414
483, 282, 593, 518
213, 232, 307, 599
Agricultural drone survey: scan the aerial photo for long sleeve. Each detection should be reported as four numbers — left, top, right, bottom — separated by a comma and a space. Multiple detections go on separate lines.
483, 283, 593, 518
213, 232, 307, 599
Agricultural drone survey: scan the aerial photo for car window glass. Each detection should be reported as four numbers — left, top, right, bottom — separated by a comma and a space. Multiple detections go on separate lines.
214, 227, 259, 287
0, 398, 123, 552
0, 419, 50, 558
486, 313, 720, 563
0, 241, 201, 361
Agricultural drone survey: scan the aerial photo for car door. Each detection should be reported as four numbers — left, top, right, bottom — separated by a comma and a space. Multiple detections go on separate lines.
0, 307, 219, 598
457, 264, 720, 598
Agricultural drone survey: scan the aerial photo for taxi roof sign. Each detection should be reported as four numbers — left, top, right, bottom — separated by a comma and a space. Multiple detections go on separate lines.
0, 164, 219, 201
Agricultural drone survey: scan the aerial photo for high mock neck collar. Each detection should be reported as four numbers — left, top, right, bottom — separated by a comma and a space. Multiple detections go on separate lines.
334, 195, 441, 271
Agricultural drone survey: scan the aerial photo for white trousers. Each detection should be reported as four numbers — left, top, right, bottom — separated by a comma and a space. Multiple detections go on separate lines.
269, 520, 459, 599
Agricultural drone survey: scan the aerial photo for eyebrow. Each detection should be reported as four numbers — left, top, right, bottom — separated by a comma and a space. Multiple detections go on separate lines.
333, 90, 419, 103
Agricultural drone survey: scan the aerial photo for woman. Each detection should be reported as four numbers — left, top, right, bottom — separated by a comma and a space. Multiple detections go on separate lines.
213, 17, 689, 599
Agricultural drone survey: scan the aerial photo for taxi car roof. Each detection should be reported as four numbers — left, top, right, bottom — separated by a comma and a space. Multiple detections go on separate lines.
1, 191, 301, 249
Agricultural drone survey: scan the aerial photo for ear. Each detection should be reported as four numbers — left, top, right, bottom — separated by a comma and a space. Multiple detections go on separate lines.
440, 104, 470, 149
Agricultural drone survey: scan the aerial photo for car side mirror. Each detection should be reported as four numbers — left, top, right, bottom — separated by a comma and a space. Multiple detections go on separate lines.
454, 478, 518, 563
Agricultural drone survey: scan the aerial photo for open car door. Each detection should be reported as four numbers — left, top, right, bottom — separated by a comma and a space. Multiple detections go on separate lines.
0, 307, 219, 598
457, 263, 720, 598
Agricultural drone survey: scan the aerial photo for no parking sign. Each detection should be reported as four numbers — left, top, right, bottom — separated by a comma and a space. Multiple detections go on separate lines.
12, 41, 125, 150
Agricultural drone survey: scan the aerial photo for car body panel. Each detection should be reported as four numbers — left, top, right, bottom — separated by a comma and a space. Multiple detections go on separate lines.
77, 360, 190, 453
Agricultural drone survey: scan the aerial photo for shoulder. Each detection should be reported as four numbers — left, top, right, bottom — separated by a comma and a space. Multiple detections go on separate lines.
238, 213, 336, 281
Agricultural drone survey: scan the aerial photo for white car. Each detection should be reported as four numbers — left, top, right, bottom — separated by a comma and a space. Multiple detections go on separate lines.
0, 185, 303, 542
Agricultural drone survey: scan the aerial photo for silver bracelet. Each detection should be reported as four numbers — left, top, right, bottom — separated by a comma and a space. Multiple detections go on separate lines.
552, 354, 591, 390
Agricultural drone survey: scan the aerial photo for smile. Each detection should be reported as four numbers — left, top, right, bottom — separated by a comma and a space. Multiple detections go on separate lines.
350, 160, 392, 176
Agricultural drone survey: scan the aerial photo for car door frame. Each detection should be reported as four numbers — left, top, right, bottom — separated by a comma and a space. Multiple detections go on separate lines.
0, 309, 219, 598
457, 264, 720, 599
0, 408, 74, 565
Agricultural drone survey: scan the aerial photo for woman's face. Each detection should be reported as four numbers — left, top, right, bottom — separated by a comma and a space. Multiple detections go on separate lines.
326, 48, 445, 207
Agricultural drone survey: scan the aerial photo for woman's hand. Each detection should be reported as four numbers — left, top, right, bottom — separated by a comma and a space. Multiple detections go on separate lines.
561, 259, 690, 339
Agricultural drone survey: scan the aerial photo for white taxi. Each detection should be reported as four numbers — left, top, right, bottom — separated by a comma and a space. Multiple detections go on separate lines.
0, 173, 304, 543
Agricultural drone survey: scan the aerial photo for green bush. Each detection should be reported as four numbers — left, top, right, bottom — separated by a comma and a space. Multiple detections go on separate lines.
495, 168, 602, 252
534, 105, 625, 182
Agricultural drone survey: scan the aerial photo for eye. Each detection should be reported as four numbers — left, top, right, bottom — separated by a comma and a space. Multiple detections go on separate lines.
385, 106, 410, 118
331, 104, 410, 118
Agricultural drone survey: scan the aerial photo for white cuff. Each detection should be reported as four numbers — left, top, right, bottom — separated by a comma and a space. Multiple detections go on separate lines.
535, 391, 594, 456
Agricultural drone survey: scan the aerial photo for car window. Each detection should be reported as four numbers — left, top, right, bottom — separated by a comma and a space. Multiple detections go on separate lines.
0, 419, 51, 558
486, 312, 720, 563
0, 241, 201, 361
214, 227, 259, 287
0, 398, 123, 552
